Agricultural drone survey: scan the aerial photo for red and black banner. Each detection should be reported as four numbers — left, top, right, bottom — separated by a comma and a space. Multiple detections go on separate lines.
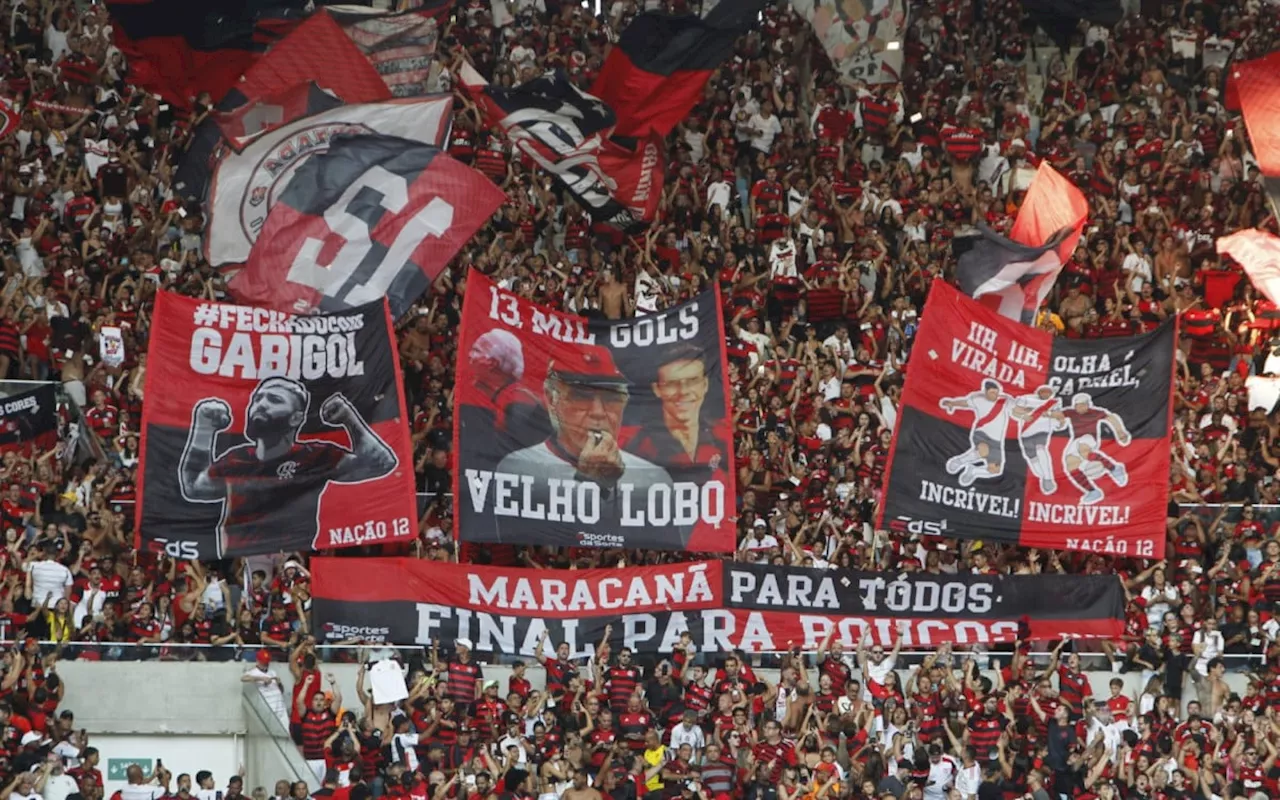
229, 134, 505, 318
454, 271, 735, 552
592, 3, 768, 139
312, 558, 1125, 653
878, 282, 1175, 559
136, 292, 417, 559
106, 0, 309, 107
0, 385, 57, 455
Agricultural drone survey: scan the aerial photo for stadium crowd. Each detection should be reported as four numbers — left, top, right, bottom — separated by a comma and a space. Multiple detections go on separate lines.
0, 0, 1273, 798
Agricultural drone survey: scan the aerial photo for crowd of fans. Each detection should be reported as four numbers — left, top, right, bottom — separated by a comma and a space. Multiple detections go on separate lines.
0, 0, 1272, 797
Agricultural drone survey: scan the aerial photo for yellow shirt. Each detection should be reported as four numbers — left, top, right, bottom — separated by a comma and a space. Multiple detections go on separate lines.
644, 746, 667, 791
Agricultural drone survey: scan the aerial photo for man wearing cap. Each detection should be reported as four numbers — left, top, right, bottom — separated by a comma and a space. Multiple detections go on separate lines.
241, 649, 289, 729
180, 376, 399, 557
432, 638, 482, 708
491, 345, 675, 546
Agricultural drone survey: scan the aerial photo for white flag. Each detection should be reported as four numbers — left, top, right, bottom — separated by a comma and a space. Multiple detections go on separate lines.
99, 326, 124, 368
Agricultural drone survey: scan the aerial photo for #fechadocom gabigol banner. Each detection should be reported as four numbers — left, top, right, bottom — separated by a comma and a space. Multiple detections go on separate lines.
454, 270, 736, 552
312, 558, 1125, 653
136, 292, 417, 559
878, 282, 1175, 559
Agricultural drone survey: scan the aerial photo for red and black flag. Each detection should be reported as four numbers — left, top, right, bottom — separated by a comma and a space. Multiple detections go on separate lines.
105, 0, 310, 108
174, 5, 444, 201
591, 1, 769, 139
878, 281, 1175, 560
459, 63, 663, 233
229, 134, 505, 318
1234, 51, 1280, 217
956, 163, 1087, 325
1021, 0, 1122, 50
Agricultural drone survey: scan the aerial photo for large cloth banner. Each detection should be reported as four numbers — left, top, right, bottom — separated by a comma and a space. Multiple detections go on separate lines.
792, 0, 908, 85
136, 292, 417, 559
879, 282, 1175, 559
0, 385, 58, 454
454, 271, 736, 552
312, 558, 1126, 653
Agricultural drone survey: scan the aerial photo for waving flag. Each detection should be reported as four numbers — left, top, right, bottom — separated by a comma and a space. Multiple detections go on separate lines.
106, 0, 309, 107
957, 163, 1088, 324
460, 64, 662, 233
1218, 229, 1280, 307
174, 6, 443, 201
792, 0, 909, 86
1233, 53, 1280, 217
230, 135, 505, 318
204, 96, 453, 266
591, 2, 769, 138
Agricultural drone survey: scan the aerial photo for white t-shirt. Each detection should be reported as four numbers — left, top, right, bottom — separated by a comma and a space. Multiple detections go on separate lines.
28, 560, 73, 607
670, 723, 705, 755
748, 113, 782, 152
120, 785, 165, 800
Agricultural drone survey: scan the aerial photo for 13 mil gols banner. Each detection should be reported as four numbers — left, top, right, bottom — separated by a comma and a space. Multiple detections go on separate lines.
136, 293, 417, 559
453, 270, 736, 552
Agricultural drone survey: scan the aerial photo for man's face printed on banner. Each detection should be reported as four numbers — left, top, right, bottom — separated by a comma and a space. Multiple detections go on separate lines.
547, 377, 628, 458
245, 379, 308, 442
654, 358, 709, 429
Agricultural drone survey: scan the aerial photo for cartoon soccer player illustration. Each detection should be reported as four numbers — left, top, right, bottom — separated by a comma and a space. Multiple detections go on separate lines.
940, 379, 1013, 486
1011, 385, 1066, 495
1055, 392, 1131, 505
179, 376, 399, 557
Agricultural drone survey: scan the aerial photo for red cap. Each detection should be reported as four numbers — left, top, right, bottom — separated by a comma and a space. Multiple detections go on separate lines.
547, 346, 627, 387
256, 648, 271, 663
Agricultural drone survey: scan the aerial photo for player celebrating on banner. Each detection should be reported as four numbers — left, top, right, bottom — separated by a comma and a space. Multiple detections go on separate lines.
1011, 385, 1065, 495
1054, 393, 1131, 506
179, 377, 399, 557
940, 379, 1013, 487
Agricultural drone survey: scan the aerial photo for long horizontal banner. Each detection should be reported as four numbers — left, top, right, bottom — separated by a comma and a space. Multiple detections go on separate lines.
312, 559, 1124, 654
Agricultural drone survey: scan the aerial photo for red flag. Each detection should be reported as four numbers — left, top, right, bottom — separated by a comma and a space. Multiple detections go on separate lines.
1010, 162, 1089, 263
1217, 229, 1280, 307
590, 5, 767, 139
1235, 51, 1280, 216
106, 0, 307, 108
236, 11, 390, 106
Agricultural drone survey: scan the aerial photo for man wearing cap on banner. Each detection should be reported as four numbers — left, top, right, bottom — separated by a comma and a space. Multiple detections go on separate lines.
494, 345, 674, 542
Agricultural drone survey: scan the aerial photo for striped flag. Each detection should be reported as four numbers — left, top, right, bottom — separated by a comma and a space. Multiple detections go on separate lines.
955, 163, 1088, 325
